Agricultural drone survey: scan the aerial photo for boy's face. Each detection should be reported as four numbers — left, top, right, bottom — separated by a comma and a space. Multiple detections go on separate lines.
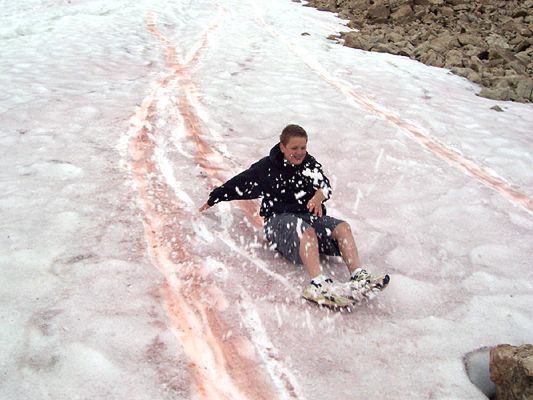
280, 136, 307, 165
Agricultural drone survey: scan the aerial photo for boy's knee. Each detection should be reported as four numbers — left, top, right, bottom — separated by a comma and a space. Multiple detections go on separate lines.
333, 221, 352, 239
337, 221, 351, 232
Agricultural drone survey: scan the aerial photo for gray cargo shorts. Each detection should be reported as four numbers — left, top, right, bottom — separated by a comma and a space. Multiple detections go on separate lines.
264, 213, 344, 264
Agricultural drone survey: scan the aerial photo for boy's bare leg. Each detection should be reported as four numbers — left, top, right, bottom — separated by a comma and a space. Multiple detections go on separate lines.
300, 226, 355, 307
331, 222, 362, 274
299, 227, 322, 279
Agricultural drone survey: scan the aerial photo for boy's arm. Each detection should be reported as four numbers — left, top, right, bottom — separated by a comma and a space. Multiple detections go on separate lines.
317, 164, 332, 201
199, 160, 264, 211
306, 161, 332, 217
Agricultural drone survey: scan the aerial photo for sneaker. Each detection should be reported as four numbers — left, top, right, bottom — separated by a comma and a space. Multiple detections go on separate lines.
302, 279, 354, 308
349, 268, 390, 296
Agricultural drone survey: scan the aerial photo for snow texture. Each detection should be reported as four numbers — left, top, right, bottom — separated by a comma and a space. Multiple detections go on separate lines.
1, 0, 532, 399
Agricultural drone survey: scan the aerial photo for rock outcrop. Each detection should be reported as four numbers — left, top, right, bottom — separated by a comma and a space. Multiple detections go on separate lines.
490, 344, 533, 400
304, 0, 533, 102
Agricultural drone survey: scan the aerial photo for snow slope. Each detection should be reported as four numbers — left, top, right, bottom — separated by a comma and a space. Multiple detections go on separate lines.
1, 0, 532, 399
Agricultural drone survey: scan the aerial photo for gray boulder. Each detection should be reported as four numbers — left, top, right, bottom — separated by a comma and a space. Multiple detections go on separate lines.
391, 4, 415, 23
367, 4, 390, 23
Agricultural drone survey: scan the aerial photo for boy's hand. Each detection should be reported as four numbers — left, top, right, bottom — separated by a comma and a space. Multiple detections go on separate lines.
307, 190, 325, 217
199, 202, 210, 212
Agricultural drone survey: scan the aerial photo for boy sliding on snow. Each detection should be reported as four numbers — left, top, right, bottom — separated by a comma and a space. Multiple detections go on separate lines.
199, 124, 389, 307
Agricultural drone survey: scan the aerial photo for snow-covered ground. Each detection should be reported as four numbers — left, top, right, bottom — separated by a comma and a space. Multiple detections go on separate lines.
1, 0, 532, 399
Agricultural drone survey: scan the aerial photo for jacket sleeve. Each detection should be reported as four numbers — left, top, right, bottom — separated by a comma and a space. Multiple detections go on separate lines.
303, 159, 333, 201
207, 160, 265, 206
316, 162, 332, 201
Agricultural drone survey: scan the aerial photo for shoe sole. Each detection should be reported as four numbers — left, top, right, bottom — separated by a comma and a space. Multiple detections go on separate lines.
302, 294, 355, 309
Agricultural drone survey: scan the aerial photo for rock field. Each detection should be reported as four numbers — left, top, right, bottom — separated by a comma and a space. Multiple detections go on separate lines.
303, 0, 533, 102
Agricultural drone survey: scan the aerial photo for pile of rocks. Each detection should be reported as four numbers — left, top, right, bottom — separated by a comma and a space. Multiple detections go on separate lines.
304, 0, 533, 102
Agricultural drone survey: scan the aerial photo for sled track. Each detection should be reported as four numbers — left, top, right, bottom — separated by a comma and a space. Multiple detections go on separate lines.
251, 2, 533, 216
124, 8, 302, 400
